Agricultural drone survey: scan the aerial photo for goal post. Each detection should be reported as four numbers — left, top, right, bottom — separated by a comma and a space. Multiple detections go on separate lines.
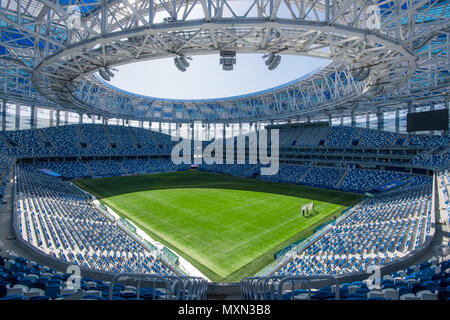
301, 202, 314, 216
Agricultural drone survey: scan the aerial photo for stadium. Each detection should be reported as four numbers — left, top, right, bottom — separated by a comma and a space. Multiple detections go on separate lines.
0, 0, 449, 303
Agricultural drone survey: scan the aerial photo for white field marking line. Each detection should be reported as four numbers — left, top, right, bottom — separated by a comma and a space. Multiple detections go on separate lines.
103, 192, 229, 257
117, 187, 336, 248
219, 200, 342, 255
90, 182, 347, 257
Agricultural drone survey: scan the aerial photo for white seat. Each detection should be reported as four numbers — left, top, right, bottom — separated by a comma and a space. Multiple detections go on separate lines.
293, 293, 310, 300
393, 277, 405, 284
85, 281, 97, 289
416, 290, 438, 300
60, 288, 78, 296
83, 290, 102, 297
24, 288, 45, 299
367, 291, 384, 299
7, 285, 28, 295
400, 293, 420, 300
406, 279, 420, 286
124, 285, 136, 291
382, 288, 399, 300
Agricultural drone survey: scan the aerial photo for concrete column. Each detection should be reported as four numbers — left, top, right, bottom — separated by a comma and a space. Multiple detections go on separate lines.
79, 113, 83, 124
395, 109, 400, 134
30, 106, 37, 129
446, 97, 450, 135
64, 111, 69, 125
351, 109, 356, 127
56, 110, 60, 127
15, 104, 20, 130
1, 99, 6, 131
377, 108, 384, 131
366, 112, 370, 129
49, 109, 54, 127
328, 114, 332, 127
429, 103, 435, 135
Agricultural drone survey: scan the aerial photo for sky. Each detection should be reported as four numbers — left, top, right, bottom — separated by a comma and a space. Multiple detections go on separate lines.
106, 1, 330, 100
108, 54, 331, 100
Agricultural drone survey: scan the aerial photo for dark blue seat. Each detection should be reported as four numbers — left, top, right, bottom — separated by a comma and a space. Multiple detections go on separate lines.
396, 284, 412, 296
120, 291, 137, 299
45, 283, 61, 299
411, 283, 426, 294
437, 288, 450, 300
32, 278, 49, 290
0, 281, 10, 298
18, 277, 34, 288
0, 295, 27, 300
423, 280, 438, 291
29, 296, 51, 300
82, 295, 105, 300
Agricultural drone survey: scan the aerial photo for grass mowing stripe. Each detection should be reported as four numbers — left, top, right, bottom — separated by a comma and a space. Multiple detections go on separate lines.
75, 170, 361, 282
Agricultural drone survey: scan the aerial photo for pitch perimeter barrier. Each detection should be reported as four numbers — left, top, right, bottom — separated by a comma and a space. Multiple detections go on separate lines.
162, 247, 179, 265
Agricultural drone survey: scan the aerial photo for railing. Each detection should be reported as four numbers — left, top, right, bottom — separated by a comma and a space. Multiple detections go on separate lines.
241, 275, 340, 300
108, 273, 208, 300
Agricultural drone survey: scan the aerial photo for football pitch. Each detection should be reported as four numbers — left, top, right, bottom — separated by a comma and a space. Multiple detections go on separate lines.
75, 170, 362, 282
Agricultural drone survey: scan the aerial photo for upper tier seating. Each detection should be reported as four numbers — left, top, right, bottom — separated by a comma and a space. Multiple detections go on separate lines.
0, 124, 176, 158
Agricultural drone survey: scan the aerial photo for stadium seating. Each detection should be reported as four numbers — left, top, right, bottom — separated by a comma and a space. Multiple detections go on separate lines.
242, 253, 450, 300
0, 124, 177, 158
275, 183, 433, 276
0, 250, 206, 300
339, 169, 412, 192
16, 165, 173, 276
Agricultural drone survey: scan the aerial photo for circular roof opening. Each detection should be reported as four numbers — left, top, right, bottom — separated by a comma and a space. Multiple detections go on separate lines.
107, 54, 331, 100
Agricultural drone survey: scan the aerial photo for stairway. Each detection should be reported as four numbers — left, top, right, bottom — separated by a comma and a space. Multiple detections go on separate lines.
126, 126, 140, 148
37, 129, 55, 155
85, 162, 95, 178
335, 167, 350, 189
103, 125, 114, 148
297, 166, 312, 184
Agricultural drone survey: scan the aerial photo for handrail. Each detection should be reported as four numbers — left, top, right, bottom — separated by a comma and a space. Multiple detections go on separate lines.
276, 275, 341, 300
108, 273, 208, 300
108, 273, 176, 300
241, 274, 341, 300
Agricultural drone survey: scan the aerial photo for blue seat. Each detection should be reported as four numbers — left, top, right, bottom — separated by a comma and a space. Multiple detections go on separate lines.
29, 296, 51, 300
0, 281, 9, 298
45, 283, 61, 299
18, 278, 34, 288
120, 291, 137, 299
82, 295, 105, 300
0, 295, 27, 300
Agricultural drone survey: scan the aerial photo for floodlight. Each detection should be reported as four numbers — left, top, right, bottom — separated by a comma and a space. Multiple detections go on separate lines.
264, 53, 281, 70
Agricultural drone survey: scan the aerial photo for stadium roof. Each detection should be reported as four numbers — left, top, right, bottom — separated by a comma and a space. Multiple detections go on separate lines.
0, 0, 449, 122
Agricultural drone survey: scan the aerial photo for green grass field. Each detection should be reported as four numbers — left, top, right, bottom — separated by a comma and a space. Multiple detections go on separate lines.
75, 170, 361, 282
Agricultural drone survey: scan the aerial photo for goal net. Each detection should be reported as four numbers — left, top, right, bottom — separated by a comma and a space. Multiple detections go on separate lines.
301, 202, 314, 216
